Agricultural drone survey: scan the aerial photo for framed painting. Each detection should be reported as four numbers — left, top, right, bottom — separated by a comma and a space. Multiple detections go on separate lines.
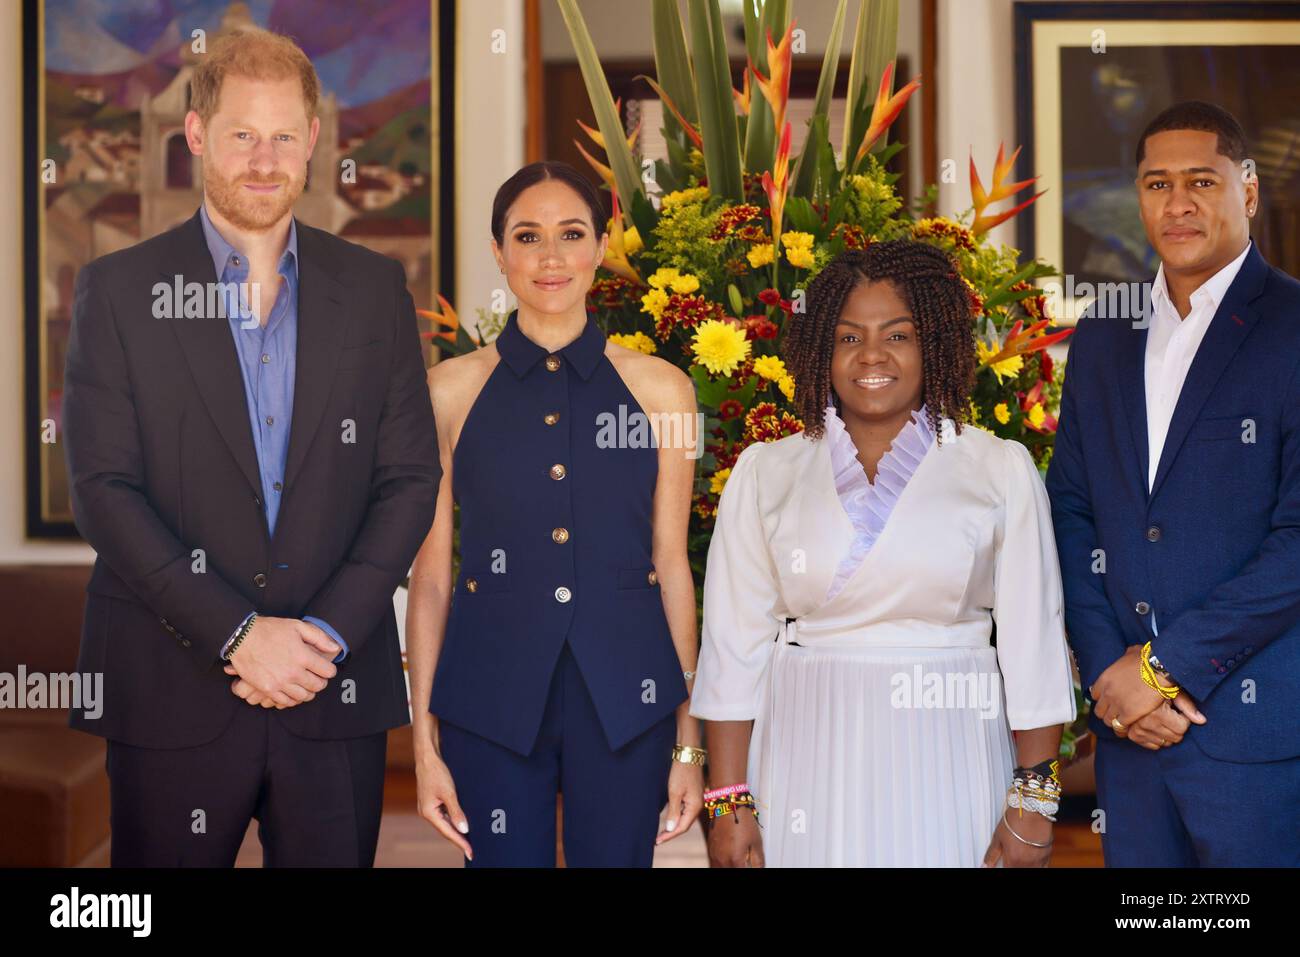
1015, 2, 1300, 318
23, 0, 450, 537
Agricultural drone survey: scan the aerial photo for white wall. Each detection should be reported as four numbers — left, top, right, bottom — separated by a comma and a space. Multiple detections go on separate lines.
455, 0, 528, 328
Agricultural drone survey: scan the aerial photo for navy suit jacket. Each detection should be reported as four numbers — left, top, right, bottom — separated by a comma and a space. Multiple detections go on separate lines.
63, 210, 440, 748
1046, 242, 1300, 763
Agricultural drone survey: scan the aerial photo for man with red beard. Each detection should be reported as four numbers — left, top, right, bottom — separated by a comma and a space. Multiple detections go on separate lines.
62, 28, 440, 866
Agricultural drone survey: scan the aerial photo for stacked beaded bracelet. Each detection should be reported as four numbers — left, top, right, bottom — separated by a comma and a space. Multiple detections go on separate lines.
223, 612, 258, 662
1006, 758, 1061, 822
704, 789, 758, 825
1139, 641, 1181, 699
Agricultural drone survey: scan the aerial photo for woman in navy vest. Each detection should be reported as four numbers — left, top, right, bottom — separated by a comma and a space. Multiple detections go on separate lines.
406, 162, 705, 866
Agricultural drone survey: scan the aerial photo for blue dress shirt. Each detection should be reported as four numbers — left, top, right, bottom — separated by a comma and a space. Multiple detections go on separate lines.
200, 205, 348, 664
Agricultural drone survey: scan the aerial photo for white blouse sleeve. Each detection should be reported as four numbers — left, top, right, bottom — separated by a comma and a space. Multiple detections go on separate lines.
993, 439, 1079, 731
690, 442, 783, 721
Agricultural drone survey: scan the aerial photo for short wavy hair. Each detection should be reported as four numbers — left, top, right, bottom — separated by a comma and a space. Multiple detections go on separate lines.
190, 29, 320, 125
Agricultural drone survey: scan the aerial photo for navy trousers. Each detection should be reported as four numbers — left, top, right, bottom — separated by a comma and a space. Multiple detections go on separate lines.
439, 642, 676, 867
105, 702, 387, 867
1094, 735, 1300, 866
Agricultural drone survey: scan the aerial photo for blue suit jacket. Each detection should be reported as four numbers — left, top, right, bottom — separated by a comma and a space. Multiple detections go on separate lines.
1046, 242, 1300, 763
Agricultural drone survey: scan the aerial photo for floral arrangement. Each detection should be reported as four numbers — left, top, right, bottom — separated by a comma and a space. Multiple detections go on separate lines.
424, 0, 1087, 759
426, 0, 1073, 543
560, 0, 1071, 520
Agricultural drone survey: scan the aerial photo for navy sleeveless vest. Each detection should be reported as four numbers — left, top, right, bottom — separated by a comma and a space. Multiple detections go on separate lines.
429, 310, 688, 755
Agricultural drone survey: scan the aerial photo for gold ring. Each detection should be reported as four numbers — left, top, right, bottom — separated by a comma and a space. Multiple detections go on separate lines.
1111, 717, 1126, 733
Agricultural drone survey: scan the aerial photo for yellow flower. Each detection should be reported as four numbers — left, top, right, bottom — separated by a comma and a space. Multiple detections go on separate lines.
661, 186, 710, 209
782, 231, 816, 268
691, 319, 752, 376
976, 338, 1024, 383
752, 355, 787, 381
608, 331, 657, 355
747, 243, 775, 268
778, 374, 796, 401
785, 245, 816, 269
994, 402, 1010, 425
622, 225, 643, 256
669, 273, 700, 295
1027, 403, 1046, 429
606, 219, 644, 257
709, 467, 732, 496
648, 267, 682, 289
847, 172, 895, 206
641, 287, 669, 319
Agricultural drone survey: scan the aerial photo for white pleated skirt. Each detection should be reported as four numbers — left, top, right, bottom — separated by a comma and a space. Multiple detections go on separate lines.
748, 640, 1016, 867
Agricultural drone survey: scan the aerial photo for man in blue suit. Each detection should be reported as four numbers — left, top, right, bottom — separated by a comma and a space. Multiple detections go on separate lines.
1047, 101, 1300, 866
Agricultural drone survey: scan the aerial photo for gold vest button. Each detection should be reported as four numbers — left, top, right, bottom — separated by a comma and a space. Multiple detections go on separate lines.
545, 355, 561, 372
647, 570, 658, 585
552, 527, 569, 544
549, 464, 567, 480
544, 412, 560, 425
466, 578, 478, 593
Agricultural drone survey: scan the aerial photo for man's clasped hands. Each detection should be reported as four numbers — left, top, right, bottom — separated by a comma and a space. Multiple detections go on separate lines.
222, 617, 341, 709
1089, 644, 1207, 750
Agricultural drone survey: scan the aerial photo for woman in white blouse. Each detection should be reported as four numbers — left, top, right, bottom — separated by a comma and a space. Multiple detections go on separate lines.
692, 241, 1077, 867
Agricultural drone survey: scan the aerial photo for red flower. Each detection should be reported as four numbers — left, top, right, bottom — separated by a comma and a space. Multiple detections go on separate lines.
757, 288, 794, 314
743, 314, 779, 340
719, 399, 744, 420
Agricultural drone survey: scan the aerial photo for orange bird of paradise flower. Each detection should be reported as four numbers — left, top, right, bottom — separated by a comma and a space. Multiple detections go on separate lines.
981, 317, 1073, 369
637, 75, 704, 150
762, 120, 793, 254
853, 61, 921, 170
970, 143, 1045, 236
574, 98, 641, 193
599, 188, 644, 287
416, 293, 464, 344
751, 20, 795, 137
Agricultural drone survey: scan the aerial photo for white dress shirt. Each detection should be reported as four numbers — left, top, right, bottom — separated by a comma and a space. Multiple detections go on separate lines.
1144, 241, 1252, 490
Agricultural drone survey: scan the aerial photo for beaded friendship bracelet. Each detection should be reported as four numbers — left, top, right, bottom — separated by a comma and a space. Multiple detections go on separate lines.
704, 790, 759, 826
704, 782, 750, 801
1140, 642, 1181, 700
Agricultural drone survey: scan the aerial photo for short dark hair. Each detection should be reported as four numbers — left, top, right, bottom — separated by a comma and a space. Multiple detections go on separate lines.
1135, 101, 1248, 167
783, 240, 977, 443
490, 161, 608, 245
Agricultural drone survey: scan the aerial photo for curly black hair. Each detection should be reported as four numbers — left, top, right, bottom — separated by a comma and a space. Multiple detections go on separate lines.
783, 239, 977, 442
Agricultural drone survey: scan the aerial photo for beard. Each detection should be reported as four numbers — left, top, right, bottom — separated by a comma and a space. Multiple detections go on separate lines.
204, 161, 306, 232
